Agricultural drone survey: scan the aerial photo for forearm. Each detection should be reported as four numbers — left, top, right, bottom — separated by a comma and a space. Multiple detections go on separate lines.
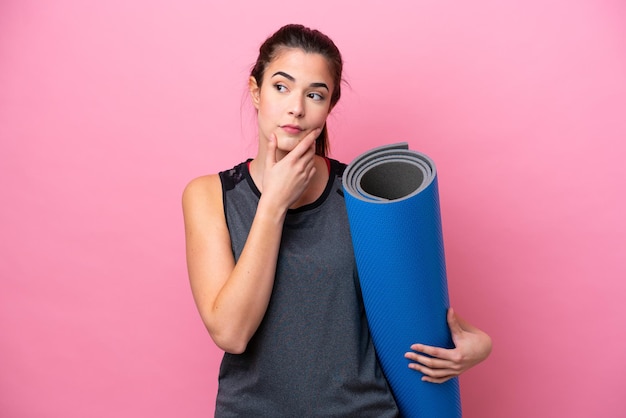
207, 198, 286, 353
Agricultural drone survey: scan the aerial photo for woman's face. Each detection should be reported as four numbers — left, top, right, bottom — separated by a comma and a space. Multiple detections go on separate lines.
250, 48, 334, 154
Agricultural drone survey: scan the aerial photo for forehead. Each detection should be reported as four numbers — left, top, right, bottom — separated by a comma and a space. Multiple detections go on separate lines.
266, 48, 334, 85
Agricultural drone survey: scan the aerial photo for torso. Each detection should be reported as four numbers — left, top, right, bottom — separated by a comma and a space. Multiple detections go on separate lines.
214, 159, 399, 417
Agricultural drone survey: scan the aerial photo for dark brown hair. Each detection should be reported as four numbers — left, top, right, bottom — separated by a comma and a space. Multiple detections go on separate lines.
250, 24, 343, 157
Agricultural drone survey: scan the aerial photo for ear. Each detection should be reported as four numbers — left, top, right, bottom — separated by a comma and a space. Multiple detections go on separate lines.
249, 76, 260, 110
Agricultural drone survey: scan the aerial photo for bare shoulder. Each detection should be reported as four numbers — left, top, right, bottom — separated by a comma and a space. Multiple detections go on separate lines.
183, 172, 223, 204
183, 174, 221, 202
182, 174, 224, 223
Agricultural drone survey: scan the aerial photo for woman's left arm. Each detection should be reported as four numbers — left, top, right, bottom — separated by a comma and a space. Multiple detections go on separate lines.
404, 308, 492, 383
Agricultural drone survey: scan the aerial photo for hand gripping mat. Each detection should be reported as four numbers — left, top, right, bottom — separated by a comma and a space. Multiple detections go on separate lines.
342, 143, 462, 418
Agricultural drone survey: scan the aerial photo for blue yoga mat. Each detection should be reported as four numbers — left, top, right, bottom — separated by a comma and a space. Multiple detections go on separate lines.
342, 143, 462, 418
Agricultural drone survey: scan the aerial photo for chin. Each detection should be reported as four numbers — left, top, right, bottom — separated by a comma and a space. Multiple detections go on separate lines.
276, 137, 300, 152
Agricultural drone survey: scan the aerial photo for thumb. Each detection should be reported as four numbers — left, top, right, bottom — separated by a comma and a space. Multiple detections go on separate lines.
266, 133, 277, 168
447, 308, 464, 342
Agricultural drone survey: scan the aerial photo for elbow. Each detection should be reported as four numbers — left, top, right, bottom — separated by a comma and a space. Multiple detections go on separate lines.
216, 339, 248, 355
198, 306, 254, 354
206, 325, 250, 355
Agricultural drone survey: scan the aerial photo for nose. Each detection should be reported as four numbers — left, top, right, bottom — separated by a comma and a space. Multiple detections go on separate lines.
288, 95, 305, 118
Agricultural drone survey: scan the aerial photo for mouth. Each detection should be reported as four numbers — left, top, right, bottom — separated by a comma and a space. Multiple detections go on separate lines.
280, 124, 304, 135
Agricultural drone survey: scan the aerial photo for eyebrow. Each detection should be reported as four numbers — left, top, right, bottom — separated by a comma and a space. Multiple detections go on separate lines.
271, 71, 329, 92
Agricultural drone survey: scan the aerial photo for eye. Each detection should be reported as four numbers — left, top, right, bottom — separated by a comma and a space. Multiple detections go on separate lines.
274, 83, 288, 93
308, 92, 325, 101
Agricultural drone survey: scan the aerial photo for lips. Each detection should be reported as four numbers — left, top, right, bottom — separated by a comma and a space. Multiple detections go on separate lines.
281, 124, 304, 135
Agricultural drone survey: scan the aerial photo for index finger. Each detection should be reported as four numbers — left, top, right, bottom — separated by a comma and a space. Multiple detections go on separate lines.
287, 128, 321, 158
409, 343, 454, 361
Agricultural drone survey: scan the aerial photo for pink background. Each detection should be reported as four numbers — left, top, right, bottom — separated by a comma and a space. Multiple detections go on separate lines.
1, 1, 625, 417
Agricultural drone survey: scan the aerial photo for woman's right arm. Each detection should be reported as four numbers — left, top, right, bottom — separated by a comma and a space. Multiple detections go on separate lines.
182, 132, 318, 354
182, 174, 284, 354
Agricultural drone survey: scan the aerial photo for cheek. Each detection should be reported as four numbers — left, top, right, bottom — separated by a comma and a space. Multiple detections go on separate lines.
258, 95, 280, 120
313, 106, 331, 125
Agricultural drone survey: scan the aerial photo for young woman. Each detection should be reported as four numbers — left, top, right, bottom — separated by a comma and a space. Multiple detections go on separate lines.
183, 24, 492, 416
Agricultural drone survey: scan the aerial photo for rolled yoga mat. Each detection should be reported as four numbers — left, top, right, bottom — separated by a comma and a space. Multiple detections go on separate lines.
342, 143, 462, 418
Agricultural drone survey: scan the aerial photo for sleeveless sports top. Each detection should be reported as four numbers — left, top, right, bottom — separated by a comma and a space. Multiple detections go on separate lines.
215, 159, 399, 417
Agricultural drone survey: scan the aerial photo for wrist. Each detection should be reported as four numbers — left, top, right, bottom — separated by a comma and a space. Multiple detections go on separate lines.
256, 196, 288, 224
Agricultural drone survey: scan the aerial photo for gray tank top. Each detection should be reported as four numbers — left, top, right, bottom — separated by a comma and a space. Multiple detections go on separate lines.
215, 159, 399, 417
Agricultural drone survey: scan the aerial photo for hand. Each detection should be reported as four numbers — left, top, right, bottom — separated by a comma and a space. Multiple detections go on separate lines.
261, 129, 320, 209
404, 308, 492, 383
